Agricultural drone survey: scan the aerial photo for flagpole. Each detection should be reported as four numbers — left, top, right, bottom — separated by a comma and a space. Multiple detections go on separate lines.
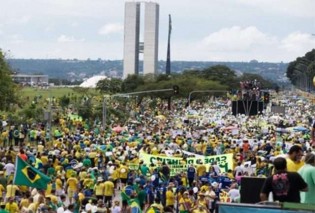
12, 156, 18, 185
166, 14, 172, 75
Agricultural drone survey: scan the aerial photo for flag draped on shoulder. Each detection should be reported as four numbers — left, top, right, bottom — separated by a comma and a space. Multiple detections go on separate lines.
13, 156, 51, 190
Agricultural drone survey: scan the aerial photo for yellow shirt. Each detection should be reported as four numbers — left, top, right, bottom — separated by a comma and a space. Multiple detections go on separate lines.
192, 208, 208, 213
75, 151, 81, 159
19, 198, 30, 208
179, 197, 193, 211
195, 143, 202, 152
67, 177, 79, 191
55, 178, 63, 190
197, 165, 206, 177
0, 184, 4, 195
6, 185, 19, 198
104, 181, 115, 196
119, 166, 129, 179
94, 183, 105, 196
27, 203, 37, 213
79, 171, 88, 181
83, 178, 94, 188
181, 177, 187, 187
37, 144, 44, 154
41, 156, 49, 165
45, 183, 52, 195
286, 158, 304, 172
53, 159, 60, 168
73, 144, 80, 151
78, 192, 85, 201
46, 194, 58, 205
5, 202, 19, 213
166, 190, 175, 206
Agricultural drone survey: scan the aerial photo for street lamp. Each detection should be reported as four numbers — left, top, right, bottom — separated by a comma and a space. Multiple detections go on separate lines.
102, 95, 111, 130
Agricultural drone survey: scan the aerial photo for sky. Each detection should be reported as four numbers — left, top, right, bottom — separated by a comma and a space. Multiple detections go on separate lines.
1, 0, 315, 62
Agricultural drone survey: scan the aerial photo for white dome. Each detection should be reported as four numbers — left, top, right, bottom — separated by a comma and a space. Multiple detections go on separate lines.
80, 75, 108, 88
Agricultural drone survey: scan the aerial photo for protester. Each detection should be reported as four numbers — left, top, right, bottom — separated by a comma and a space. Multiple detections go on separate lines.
298, 153, 315, 204
260, 157, 308, 202
286, 145, 304, 172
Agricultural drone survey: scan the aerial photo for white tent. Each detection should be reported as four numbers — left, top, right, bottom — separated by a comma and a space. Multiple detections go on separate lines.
80, 75, 108, 88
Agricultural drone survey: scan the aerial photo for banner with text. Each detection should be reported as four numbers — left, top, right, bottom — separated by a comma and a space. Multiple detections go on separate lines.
139, 153, 233, 176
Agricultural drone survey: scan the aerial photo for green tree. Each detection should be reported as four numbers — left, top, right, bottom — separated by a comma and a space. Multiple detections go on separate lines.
122, 74, 145, 92
0, 50, 18, 111
96, 78, 122, 94
201, 65, 237, 87
59, 95, 70, 109
286, 49, 315, 89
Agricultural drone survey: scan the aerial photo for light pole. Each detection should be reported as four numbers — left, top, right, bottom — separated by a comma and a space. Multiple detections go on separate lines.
102, 98, 107, 130
102, 95, 111, 130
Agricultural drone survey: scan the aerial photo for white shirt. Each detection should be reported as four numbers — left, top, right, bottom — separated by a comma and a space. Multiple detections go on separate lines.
4, 163, 15, 175
228, 189, 240, 201
57, 206, 65, 213
112, 206, 121, 213
213, 165, 221, 175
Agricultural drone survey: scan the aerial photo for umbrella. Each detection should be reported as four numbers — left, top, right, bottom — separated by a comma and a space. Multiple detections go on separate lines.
293, 126, 309, 132
224, 126, 238, 130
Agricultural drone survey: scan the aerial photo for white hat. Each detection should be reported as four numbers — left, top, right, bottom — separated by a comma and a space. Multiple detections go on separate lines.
73, 162, 83, 170
211, 182, 218, 187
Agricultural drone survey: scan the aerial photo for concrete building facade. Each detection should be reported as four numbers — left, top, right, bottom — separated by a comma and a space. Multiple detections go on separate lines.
123, 1, 159, 79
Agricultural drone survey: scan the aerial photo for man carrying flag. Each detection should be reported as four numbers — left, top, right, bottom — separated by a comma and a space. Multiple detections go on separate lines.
13, 156, 51, 190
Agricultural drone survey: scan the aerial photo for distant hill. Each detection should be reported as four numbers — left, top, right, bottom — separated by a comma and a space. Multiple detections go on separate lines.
7, 59, 288, 83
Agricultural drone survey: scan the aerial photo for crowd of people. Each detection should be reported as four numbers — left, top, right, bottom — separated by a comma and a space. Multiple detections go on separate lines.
0, 90, 314, 213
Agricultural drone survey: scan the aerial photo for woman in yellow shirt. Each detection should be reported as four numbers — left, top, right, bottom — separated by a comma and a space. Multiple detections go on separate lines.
165, 186, 175, 210
179, 191, 193, 213
5, 198, 19, 213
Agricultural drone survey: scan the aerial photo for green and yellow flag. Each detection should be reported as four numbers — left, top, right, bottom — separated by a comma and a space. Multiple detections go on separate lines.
13, 156, 51, 189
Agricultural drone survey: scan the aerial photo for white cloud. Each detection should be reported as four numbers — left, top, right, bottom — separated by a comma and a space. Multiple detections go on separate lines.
180, 26, 315, 62
202, 26, 277, 52
236, 0, 315, 18
7, 34, 24, 44
280, 32, 315, 53
98, 23, 123, 35
57, 35, 85, 43
17, 15, 32, 24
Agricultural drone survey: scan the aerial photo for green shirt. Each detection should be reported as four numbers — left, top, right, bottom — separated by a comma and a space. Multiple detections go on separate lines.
137, 190, 147, 206
298, 164, 315, 204
47, 167, 56, 177
140, 165, 150, 176
83, 158, 92, 167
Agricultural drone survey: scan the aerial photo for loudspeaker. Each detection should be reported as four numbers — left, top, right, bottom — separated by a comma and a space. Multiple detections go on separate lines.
232, 101, 263, 116
240, 177, 266, 203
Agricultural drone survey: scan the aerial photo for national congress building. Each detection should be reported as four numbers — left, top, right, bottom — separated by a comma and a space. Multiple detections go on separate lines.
123, 1, 159, 79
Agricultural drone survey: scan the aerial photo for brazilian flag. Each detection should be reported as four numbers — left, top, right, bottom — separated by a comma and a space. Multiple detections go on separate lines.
13, 156, 51, 190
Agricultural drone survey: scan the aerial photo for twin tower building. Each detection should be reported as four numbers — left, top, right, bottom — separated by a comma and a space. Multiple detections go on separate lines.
123, 1, 160, 79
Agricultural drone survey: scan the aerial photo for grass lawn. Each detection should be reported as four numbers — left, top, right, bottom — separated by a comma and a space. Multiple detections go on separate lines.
19, 87, 98, 100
